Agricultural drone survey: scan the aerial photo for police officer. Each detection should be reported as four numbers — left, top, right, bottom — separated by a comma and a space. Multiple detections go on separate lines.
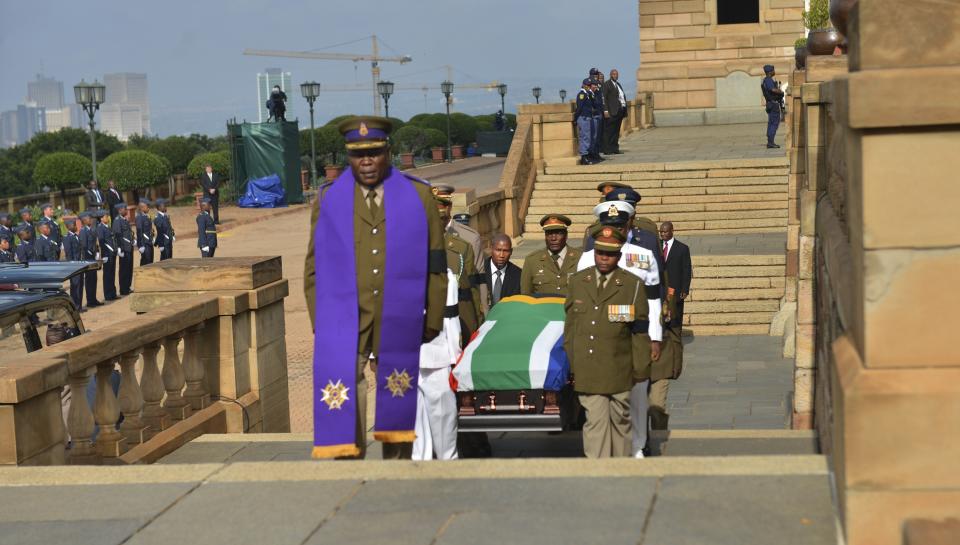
135, 199, 155, 266
575, 79, 597, 165
0, 237, 14, 263
589, 70, 605, 161
153, 198, 175, 260
521, 214, 583, 297
39, 203, 61, 258
761, 64, 784, 149
94, 209, 114, 307
113, 203, 135, 295
63, 218, 84, 308
564, 225, 652, 458
79, 211, 102, 307
34, 221, 58, 262
197, 198, 217, 257
14, 226, 35, 263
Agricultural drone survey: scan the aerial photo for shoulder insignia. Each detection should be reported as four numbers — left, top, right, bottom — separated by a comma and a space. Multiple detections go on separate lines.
578, 92, 586, 99
615, 277, 623, 286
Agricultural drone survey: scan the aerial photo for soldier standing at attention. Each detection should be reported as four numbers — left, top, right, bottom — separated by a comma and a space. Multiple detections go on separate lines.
565, 226, 651, 458
0, 213, 15, 245
96, 210, 118, 301
761, 64, 784, 149
589, 70, 605, 162
79, 212, 102, 307
153, 199, 175, 260
0, 237, 14, 263
17, 207, 35, 241
34, 221, 58, 262
304, 116, 447, 460
113, 204, 135, 296
39, 204, 62, 258
135, 199, 155, 266
63, 218, 84, 309
582, 181, 632, 250
14, 226, 35, 263
521, 214, 583, 298
197, 199, 217, 257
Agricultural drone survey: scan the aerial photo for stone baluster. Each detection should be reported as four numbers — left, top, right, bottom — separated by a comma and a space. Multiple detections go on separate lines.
66, 368, 98, 464
140, 341, 168, 438
117, 348, 148, 446
182, 323, 210, 410
94, 359, 126, 457
162, 331, 190, 421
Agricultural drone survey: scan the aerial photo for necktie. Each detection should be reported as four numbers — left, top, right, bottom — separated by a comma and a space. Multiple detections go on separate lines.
493, 270, 502, 304
662, 241, 669, 260
598, 274, 608, 293
367, 189, 379, 218
551, 252, 560, 269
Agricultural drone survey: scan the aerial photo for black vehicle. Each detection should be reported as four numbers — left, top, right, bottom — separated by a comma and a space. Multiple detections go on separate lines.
0, 262, 99, 357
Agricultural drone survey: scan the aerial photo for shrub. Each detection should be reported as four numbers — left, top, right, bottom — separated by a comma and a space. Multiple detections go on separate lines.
98, 150, 170, 192
795, 37, 808, 48
802, 0, 830, 30
392, 125, 431, 154
323, 114, 355, 128
187, 151, 231, 180
32, 152, 93, 192
422, 128, 447, 151
147, 136, 203, 174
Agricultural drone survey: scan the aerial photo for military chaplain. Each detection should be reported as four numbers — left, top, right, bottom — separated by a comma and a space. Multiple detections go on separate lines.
577, 200, 662, 457
564, 226, 652, 458
520, 214, 583, 298
304, 116, 448, 460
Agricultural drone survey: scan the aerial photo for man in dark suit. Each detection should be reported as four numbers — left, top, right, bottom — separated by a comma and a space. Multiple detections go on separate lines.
200, 163, 221, 224
105, 180, 123, 220
86, 180, 106, 211
485, 233, 521, 307
601, 68, 629, 155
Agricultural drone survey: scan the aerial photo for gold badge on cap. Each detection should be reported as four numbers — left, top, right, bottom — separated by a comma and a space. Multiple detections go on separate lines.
359, 122, 369, 136
602, 227, 613, 237
607, 205, 619, 217
617, 193, 626, 200
432, 186, 439, 195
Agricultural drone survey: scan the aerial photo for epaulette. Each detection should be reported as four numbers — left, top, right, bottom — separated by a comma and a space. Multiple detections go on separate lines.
401, 172, 430, 185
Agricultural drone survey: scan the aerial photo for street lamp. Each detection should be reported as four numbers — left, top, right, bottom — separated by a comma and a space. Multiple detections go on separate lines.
73, 79, 106, 182
559, 89, 567, 103
299, 81, 321, 188
377, 81, 394, 119
532, 86, 541, 104
496, 83, 507, 114
441, 80, 454, 163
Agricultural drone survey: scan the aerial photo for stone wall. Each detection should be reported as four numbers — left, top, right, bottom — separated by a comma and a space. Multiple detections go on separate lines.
638, 0, 803, 126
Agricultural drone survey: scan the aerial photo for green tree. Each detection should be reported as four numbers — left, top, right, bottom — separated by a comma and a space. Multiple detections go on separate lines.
147, 136, 203, 174
449, 113, 479, 145
316, 126, 345, 166
187, 151, 231, 180
33, 152, 93, 202
422, 128, 447, 151
26, 128, 124, 163
99, 150, 170, 201
392, 125, 430, 154
126, 133, 158, 150
323, 114, 355, 128
802, 0, 830, 30
473, 114, 495, 132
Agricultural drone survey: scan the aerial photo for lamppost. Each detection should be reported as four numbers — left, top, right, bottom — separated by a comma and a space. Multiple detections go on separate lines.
441, 80, 454, 163
532, 86, 541, 104
300, 81, 321, 188
496, 83, 507, 114
73, 79, 106, 182
377, 81, 394, 119
559, 89, 567, 103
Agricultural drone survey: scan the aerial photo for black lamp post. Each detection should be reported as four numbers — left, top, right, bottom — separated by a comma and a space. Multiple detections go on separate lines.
532, 86, 541, 104
441, 80, 454, 163
560, 89, 567, 103
300, 81, 321, 187
496, 83, 507, 114
73, 79, 106, 182
377, 80, 395, 119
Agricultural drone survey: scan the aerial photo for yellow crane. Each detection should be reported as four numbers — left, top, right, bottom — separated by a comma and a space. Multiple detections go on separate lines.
244, 35, 412, 116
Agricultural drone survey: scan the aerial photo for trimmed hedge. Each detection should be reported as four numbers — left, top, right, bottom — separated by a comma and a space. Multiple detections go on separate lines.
98, 150, 170, 191
32, 152, 93, 190
187, 151, 231, 180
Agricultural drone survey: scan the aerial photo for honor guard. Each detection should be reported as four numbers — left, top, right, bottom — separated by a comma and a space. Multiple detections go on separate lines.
520, 214, 583, 297
197, 198, 217, 257
0, 213, 14, 245
14, 225, 35, 263
582, 181, 632, 250
0, 237, 13, 263
16, 207, 35, 242
433, 189, 483, 340
564, 226, 652, 458
63, 218, 84, 309
34, 221, 59, 262
589, 70, 605, 161
136, 199, 155, 266
153, 199, 175, 260
431, 184, 487, 312
113, 203, 135, 295
761, 64, 784, 149
575, 79, 597, 165
96, 210, 118, 301
39, 203, 62, 258
79, 211, 102, 307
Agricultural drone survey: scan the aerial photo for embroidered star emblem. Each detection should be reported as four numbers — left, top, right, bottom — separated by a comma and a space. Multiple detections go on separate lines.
385, 369, 413, 398
321, 380, 350, 410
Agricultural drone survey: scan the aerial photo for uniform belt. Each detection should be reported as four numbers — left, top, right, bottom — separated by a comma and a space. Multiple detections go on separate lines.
443, 304, 459, 318
469, 273, 485, 287
457, 288, 473, 301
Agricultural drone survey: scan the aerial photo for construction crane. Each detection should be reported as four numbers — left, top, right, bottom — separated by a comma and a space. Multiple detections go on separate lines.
244, 35, 412, 116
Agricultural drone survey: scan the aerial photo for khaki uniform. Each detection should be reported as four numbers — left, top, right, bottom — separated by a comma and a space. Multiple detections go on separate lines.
304, 176, 448, 458
447, 221, 487, 314
520, 246, 584, 298
564, 267, 652, 458
445, 234, 483, 340
634, 216, 658, 237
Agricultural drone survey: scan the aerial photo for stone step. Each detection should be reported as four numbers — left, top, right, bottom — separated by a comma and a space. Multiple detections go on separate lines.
649, 430, 818, 457
692, 277, 786, 290
691, 255, 785, 266
683, 324, 772, 336
526, 209, 787, 224
686, 265, 785, 279
687, 288, 785, 302
535, 176, 787, 190
527, 193, 788, 206
530, 184, 787, 198
543, 157, 789, 174
535, 218, 789, 236
686, 311, 777, 325
528, 199, 788, 213
536, 167, 790, 182
683, 300, 782, 314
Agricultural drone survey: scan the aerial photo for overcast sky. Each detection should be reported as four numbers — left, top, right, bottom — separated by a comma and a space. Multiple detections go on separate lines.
0, 0, 639, 137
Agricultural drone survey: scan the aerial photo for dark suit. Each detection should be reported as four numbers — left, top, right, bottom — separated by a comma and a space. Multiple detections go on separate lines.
86, 188, 106, 210
105, 188, 123, 219
663, 239, 692, 328
484, 257, 521, 307
63, 232, 83, 308
602, 79, 628, 154
201, 172, 222, 223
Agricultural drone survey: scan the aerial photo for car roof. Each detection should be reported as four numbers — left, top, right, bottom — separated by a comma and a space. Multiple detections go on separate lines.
0, 290, 70, 316
0, 262, 98, 289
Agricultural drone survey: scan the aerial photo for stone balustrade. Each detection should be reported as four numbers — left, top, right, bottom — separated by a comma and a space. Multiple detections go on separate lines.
0, 256, 290, 466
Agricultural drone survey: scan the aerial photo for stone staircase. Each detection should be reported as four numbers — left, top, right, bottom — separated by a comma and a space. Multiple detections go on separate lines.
525, 157, 789, 237
684, 254, 785, 336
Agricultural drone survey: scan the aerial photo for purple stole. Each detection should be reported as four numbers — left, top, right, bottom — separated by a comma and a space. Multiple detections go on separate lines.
312, 167, 428, 458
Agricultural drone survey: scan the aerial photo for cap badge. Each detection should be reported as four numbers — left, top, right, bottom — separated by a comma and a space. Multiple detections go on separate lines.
617, 193, 626, 200
359, 122, 369, 136
431, 186, 439, 195
602, 227, 613, 237
607, 205, 619, 217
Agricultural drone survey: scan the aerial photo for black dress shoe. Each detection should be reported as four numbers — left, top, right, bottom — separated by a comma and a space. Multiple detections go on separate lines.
767, 143, 781, 149
87, 301, 103, 307
105, 296, 118, 301
613, 150, 625, 154
579, 156, 595, 165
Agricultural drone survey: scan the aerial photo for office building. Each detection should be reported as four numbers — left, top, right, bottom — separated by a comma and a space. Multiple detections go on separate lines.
256, 68, 293, 122
102, 73, 151, 140
27, 74, 64, 111
0, 103, 46, 148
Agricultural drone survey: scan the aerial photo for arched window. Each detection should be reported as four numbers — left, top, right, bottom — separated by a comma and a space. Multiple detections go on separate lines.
717, 0, 760, 24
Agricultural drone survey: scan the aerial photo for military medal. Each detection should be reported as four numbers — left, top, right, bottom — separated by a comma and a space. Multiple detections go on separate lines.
625, 252, 651, 270
608, 304, 635, 323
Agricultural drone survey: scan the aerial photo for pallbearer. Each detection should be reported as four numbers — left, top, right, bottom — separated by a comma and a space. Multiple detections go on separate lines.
520, 214, 583, 297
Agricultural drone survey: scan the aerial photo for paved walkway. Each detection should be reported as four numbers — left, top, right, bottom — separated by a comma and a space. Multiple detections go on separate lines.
612, 123, 787, 164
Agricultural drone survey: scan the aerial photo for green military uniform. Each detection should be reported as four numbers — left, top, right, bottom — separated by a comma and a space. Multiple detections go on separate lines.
563, 228, 652, 458
634, 216, 659, 237
445, 232, 483, 341
520, 215, 583, 298
304, 116, 448, 459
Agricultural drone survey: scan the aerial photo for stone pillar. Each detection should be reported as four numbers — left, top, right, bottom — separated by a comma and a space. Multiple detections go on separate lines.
824, 1, 960, 543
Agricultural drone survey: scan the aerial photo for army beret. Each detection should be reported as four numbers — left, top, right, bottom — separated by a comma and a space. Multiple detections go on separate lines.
589, 224, 626, 251
40, 203, 53, 211
337, 116, 393, 150
592, 201, 634, 226
596, 181, 630, 193
539, 214, 572, 231
605, 188, 642, 205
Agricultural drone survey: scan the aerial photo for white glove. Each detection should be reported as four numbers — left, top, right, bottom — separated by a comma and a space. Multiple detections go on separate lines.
101, 257, 108, 263
202, 246, 210, 252
138, 247, 145, 254
118, 250, 124, 258
95, 252, 101, 260
173, 237, 176, 242
158, 247, 165, 252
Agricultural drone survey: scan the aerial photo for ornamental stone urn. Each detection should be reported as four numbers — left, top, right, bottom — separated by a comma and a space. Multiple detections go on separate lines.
807, 28, 842, 55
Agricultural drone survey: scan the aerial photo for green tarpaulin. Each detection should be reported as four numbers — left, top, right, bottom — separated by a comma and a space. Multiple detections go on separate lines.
227, 121, 303, 204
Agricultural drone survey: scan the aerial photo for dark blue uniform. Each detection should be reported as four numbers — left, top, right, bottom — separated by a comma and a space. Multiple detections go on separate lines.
113, 214, 134, 295
40, 216, 62, 257
34, 234, 59, 262
591, 87, 604, 158
98, 221, 118, 300
15, 222, 35, 242
80, 224, 100, 306
136, 212, 154, 266
154, 212, 175, 260
15, 240, 34, 263
761, 75, 781, 146
575, 88, 595, 159
0, 224, 13, 245
0, 248, 13, 263
197, 211, 217, 258
63, 231, 83, 308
